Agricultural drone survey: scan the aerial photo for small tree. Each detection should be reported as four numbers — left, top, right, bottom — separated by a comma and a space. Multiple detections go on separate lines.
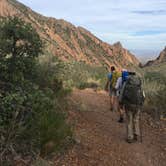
0, 17, 43, 83
0, 17, 72, 164
0, 17, 43, 162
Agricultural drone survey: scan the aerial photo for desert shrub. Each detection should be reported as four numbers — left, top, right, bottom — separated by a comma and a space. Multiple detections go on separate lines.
37, 53, 64, 91
156, 87, 166, 118
63, 61, 107, 89
143, 70, 166, 119
78, 81, 99, 90
0, 84, 72, 164
144, 71, 166, 84
15, 86, 72, 154
0, 17, 72, 164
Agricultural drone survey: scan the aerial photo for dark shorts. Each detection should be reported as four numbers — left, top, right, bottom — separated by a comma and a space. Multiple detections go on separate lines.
109, 87, 117, 97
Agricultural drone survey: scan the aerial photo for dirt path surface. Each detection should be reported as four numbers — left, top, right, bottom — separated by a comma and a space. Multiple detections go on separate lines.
54, 89, 166, 166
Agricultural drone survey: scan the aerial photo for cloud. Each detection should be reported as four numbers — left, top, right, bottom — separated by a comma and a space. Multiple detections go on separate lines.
132, 10, 166, 15
94, 31, 166, 51
132, 30, 166, 36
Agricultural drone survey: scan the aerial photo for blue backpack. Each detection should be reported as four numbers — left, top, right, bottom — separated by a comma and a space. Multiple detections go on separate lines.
122, 71, 129, 84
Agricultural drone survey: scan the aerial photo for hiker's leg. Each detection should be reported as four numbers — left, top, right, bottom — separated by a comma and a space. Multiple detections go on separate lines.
112, 96, 117, 111
110, 90, 116, 111
133, 109, 141, 137
116, 90, 124, 122
126, 110, 134, 140
118, 104, 124, 123
110, 96, 113, 111
109, 88, 114, 111
121, 107, 124, 117
113, 88, 118, 111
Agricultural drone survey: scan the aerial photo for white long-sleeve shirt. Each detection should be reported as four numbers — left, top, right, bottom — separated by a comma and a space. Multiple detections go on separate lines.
115, 77, 123, 90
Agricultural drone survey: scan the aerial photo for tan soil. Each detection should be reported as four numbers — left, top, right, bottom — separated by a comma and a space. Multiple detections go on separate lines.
54, 89, 166, 166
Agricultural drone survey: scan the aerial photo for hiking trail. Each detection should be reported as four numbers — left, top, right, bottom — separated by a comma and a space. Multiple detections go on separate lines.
54, 89, 166, 166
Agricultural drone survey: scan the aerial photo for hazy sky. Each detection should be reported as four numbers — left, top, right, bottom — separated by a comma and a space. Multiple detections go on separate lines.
18, 0, 166, 59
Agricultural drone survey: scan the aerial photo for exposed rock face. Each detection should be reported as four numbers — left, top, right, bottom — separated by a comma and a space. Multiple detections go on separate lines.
156, 47, 166, 63
145, 47, 166, 66
0, 0, 140, 69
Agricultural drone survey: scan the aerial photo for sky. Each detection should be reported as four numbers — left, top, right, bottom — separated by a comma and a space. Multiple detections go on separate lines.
18, 0, 166, 61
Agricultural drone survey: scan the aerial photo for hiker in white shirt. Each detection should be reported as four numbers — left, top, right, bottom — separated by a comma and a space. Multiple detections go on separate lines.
115, 75, 124, 123
115, 69, 128, 123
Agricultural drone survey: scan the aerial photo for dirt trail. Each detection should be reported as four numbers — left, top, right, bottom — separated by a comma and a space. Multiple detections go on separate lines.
54, 89, 166, 166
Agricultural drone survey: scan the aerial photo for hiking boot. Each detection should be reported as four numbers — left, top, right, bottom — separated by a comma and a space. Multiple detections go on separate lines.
110, 106, 117, 112
134, 134, 138, 141
126, 138, 136, 144
110, 108, 113, 112
118, 117, 124, 123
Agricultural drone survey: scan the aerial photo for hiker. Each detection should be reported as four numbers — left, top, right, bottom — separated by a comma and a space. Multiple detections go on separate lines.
115, 69, 129, 123
119, 72, 145, 143
105, 66, 120, 111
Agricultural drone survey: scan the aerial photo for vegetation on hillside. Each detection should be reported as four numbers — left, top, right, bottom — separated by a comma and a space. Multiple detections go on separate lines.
62, 61, 107, 90
143, 63, 166, 119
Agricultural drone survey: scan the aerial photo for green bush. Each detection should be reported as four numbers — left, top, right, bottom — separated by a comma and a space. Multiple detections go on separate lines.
37, 53, 64, 92
0, 17, 72, 164
144, 71, 166, 84
143, 70, 166, 119
15, 87, 72, 154
156, 87, 166, 118
63, 61, 107, 89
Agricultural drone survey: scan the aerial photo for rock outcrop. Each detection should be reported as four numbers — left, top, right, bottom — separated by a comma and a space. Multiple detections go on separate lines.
145, 47, 166, 66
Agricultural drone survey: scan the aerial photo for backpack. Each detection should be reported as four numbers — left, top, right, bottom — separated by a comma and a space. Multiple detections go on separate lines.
121, 75, 145, 106
122, 71, 129, 84
110, 71, 121, 88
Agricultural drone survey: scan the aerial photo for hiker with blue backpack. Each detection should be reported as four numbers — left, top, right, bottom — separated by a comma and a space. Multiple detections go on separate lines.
115, 69, 129, 123
119, 72, 145, 143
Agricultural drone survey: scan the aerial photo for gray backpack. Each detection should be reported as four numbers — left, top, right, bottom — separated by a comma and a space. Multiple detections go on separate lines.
121, 75, 145, 106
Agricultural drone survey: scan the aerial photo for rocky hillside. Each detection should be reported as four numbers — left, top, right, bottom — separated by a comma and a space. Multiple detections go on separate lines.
0, 0, 140, 69
145, 47, 166, 66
